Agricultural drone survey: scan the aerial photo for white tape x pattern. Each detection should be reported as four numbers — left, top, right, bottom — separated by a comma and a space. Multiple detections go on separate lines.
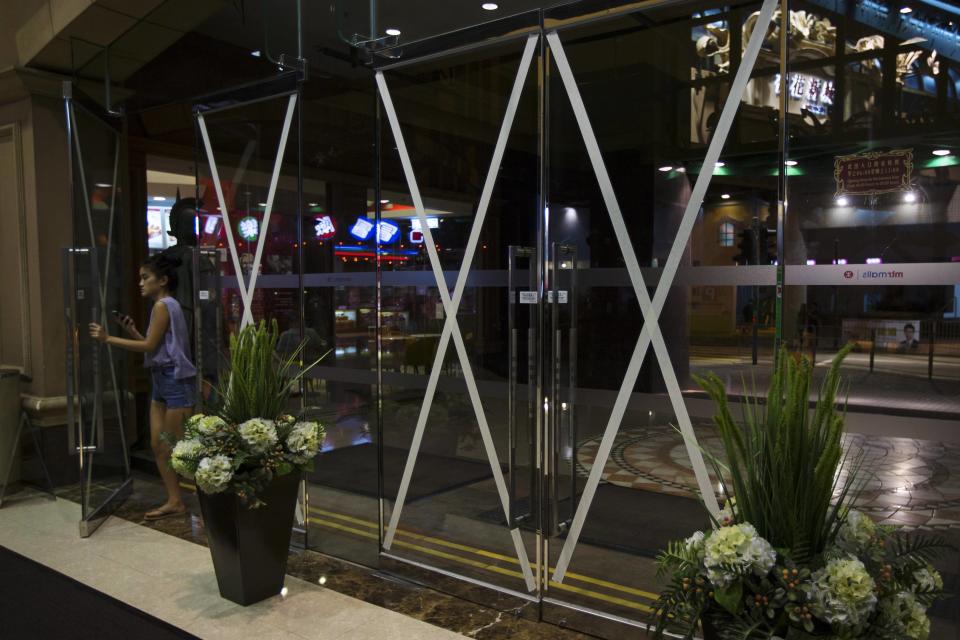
377, 34, 540, 592
197, 94, 298, 329
548, 0, 779, 583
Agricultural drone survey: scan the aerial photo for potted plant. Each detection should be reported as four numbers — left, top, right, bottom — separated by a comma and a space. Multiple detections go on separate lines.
651, 346, 951, 639
165, 320, 325, 605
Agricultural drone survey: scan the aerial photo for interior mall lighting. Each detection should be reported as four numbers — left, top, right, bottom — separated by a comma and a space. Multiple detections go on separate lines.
837, 258, 848, 265
903, 191, 917, 203
258, 202, 267, 207
385, 28, 401, 36
308, 202, 318, 207
806, 259, 817, 265
866, 257, 883, 264
900, 6, 913, 14
152, 196, 165, 201
251, 50, 261, 57
784, 160, 798, 166
721, 193, 731, 199
95, 182, 112, 188
836, 196, 849, 206
658, 165, 673, 172
715, 161, 725, 167
481, 2, 499, 9
380, 199, 390, 204
933, 149, 951, 156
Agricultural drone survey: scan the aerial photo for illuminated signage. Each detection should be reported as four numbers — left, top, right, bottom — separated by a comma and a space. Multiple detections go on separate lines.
314, 215, 336, 239
411, 217, 439, 230
409, 230, 424, 244
204, 216, 219, 235
377, 220, 400, 243
349, 217, 375, 240
237, 216, 259, 241
774, 73, 834, 116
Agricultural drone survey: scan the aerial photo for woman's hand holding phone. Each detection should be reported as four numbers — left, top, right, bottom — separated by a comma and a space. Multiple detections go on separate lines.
111, 310, 140, 338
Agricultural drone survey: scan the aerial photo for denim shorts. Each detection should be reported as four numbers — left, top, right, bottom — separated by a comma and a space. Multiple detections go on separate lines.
151, 367, 196, 409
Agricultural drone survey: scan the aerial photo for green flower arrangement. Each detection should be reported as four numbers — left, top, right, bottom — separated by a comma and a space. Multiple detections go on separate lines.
651, 347, 952, 639
164, 320, 327, 507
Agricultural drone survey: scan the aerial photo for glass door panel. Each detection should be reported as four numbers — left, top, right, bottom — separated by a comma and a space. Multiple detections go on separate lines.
64, 88, 132, 537
375, 21, 542, 607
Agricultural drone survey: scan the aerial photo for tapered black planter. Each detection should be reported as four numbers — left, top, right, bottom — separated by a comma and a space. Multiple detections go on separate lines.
197, 472, 300, 605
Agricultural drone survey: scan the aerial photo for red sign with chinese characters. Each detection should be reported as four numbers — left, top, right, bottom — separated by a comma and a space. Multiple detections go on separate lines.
834, 149, 913, 196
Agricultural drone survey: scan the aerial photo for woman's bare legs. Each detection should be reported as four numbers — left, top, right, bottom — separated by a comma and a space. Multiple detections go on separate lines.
147, 400, 191, 519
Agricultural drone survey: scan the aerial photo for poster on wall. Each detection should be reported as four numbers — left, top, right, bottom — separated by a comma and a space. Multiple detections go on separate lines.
841, 318, 922, 351
834, 149, 913, 196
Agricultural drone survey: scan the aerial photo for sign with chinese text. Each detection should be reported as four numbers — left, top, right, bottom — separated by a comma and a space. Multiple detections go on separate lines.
834, 149, 913, 196
314, 215, 336, 239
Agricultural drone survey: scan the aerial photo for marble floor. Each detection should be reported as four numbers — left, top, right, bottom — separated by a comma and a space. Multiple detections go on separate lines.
0, 493, 469, 640
578, 423, 960, 529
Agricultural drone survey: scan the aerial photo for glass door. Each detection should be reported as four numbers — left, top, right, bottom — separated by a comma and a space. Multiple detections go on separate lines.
374, 12, 543, 612
63, 84, 132, 537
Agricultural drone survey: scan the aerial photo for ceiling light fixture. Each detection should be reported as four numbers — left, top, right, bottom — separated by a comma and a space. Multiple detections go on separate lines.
386, 28, 401, 36
308, 202, 318, 207
785, 160, 798, 166
658, 165, 673, 172
251, 50, 261, 57
481, 2, 499, 9
380, 199, 390, 204
721, 193, 731, 200
933, 149, 951, 156
903, 191, 916, 203
900, 6, 913, 14
152, 196, 165, 201
715, 161, 725, 167
836, 196, 849, 206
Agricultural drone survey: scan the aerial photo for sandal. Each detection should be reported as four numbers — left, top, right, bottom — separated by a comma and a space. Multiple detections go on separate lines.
144, 506, 187, 521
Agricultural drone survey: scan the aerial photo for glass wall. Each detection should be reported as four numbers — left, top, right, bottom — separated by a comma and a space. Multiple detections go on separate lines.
176, 0, 960, 636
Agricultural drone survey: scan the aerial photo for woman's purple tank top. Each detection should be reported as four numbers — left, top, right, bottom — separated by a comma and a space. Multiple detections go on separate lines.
144, 297, 197, 379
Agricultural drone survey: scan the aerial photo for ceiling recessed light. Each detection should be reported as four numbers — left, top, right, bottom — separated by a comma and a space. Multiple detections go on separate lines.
900, 6, 913, 14
715, 161, 725, 167
836, 196, 849, 206
152, 196, 165, 201
308, 202, 318, 207
933, 149, 951, 156
259, 202, 267, 207
95, 182, 112, 188
251, 50, 261, 58
386, 28, 401, 36
481, 2, 499, 9
721, 193, 731, 199
903, 191, 916, 203
785, 160, 798, 166
658, 165, 673, 172
380, 199, 390, 204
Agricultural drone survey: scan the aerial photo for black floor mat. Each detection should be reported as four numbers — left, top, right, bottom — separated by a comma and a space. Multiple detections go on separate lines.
0, 545, 198, 640
309, 443, 494, 502
479, 484, 712, 557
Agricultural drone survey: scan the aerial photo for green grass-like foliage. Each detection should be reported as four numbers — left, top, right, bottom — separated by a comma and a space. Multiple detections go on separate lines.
693, 344, 857, 564
219, 320, 321, 425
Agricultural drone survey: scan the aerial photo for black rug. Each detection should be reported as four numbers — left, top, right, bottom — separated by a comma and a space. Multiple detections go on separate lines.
479, 484, 712, 557
0, 545, 198, 640
309, 443, 494, 502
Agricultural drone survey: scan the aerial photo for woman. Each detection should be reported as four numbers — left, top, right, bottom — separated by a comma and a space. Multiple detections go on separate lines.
89, 253, 196, 520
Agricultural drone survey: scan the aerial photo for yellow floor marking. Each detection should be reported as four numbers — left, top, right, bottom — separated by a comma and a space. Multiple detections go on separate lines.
309, 517, 651, 612
309, 506, 659, 601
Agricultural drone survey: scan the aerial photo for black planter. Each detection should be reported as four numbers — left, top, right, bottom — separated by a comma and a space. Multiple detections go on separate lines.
197, 472, 300, 606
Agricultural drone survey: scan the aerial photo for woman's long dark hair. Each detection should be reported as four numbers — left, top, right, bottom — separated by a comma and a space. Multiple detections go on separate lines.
143, 252, 183, 294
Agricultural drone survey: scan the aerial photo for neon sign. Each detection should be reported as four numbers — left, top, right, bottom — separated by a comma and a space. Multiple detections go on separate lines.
314, 216, 336, 239
349, 217, 375, 240
377, 221, 400, 243
237, 216, 259, 241
409, 230, 424, 244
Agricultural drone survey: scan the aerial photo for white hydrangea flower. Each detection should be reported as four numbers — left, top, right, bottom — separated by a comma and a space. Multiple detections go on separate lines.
170, 438, 203, 478
703, 523, 776, 586
836, 509, 877, 551
810, 555, 877, 629
195, 415, 228, 436
912, 565, 943, 593
286, 421, 323, 464
238, 418, 278, 454
195, 455, 234, 494
685, 531, 706, 561
880, 591, 930, 640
